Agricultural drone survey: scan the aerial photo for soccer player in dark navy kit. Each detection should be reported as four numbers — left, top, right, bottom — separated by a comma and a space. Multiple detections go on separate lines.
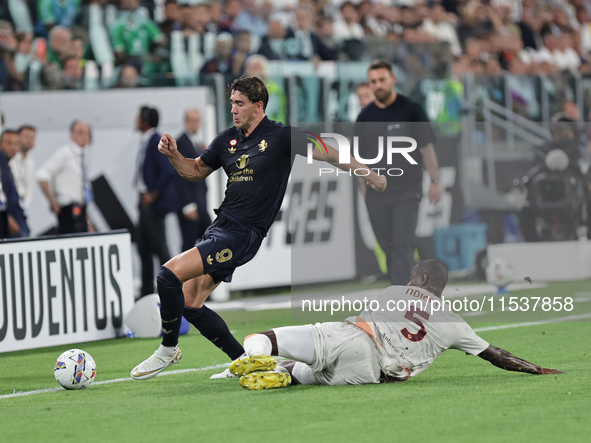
131, 76, 387, 379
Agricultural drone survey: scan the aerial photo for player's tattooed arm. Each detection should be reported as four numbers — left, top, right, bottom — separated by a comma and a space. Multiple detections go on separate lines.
477, 345, 564, 375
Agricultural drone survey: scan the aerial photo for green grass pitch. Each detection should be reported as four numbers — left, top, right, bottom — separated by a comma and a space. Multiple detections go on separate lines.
1, 281, 590, 443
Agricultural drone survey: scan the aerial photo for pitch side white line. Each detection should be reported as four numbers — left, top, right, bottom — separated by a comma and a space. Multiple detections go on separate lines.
0, 363, 228, 400
473, 312, 591, 332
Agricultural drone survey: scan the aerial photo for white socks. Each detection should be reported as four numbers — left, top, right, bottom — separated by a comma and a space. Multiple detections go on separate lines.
243, 333, 273, 356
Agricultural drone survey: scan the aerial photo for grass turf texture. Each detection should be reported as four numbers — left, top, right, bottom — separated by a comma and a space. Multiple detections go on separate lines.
1, 291, 590, 442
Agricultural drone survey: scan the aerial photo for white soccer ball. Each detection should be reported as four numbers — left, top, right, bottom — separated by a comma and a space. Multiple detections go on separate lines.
54, 349, 96, 390
486, 259, 515, 288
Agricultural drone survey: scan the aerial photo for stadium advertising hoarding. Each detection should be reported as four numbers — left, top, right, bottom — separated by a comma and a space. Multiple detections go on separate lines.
0, 231, 134, 353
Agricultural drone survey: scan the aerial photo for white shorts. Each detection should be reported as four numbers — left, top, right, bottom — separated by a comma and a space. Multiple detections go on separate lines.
304, 322, 381, 385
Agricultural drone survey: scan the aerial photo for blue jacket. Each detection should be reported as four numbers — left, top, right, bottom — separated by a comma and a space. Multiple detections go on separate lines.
140, 131, 177, 216
0, 152, 29, 237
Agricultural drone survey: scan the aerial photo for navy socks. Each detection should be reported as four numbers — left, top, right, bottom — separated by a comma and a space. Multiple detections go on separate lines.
157, 266, 185, 348
183, 305, 245, 360
157, 266, 244, 359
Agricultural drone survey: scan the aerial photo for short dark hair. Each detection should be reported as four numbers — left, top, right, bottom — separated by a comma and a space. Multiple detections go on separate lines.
415, 259, 449, 291
230, 76, 269, 110
1, 129, 18, 143
368, 59, 393, 73
17, 125, 36, 133
139, 106, 159, 128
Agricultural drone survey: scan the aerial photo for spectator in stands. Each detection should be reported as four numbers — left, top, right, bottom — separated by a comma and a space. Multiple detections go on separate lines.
258, 17, 287, 60
41, 63, 63, 90
200, 32, 234, 77
399, 6, 420, 28
0, 20, 16, 91
234, 0, 269, 38
316, 15, 338, 55
178, 2, 193, 33
517, 2, 539, 50
507, 57, 540, 119
486, 57, 503, 75
357, 0, 385, 37
488, 0, 522, 42
37, 120, 94, 234
219, 0, 242, 34
111, 0, 166, 79
231, 30, 251, 78
61, 55, 84, 89
2, 30, 28, 91
0, 30, 28, 92
422, 3, 462, 57
47, 25, 72, 69
13, 32, 34, 85
70, 33, 88, 60
0, 129, 29, 238
457, 0, 492, 45
332, 2, 364, 44
10, 125, 36, 211
115, 63, 141, 88
555, 32, 581, 73
209, 0, 232, 34
284, 5, 337, 61
36, 0, 81, 38
159, 0, 182, 36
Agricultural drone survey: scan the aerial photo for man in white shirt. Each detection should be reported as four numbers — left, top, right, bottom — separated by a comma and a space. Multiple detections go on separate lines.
228, 260, 564, 390
332, 1, 365, 43
10, 125, 36, 210
36, 120, 93, 234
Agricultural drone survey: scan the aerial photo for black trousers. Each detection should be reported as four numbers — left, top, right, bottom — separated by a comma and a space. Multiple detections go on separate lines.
58, 203, 87, 234
365, 191, 421, 285
137, 203, 171, 296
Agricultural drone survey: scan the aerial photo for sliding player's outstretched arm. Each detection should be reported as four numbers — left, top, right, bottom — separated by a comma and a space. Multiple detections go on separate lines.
478, 345, 564, 375
158, 132, 214, 182
313, 143, 387, 192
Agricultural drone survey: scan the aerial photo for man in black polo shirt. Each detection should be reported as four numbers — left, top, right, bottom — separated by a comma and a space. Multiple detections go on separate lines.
131, 75, 387, 380
356, 59, 442, 285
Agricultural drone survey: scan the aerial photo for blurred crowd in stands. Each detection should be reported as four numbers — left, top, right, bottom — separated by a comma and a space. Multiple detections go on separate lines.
2, 0, 591, 92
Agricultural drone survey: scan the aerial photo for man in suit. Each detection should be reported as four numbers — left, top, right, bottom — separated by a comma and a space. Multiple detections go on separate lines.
135, 105, 177, 296
0, 130, 29, 238
175, 109, 211, 251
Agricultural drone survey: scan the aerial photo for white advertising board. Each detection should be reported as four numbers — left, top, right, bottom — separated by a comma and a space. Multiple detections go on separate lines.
0, 231, 134, 353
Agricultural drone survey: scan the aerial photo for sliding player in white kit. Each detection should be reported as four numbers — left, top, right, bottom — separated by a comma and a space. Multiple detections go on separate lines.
228, 260, 563, 390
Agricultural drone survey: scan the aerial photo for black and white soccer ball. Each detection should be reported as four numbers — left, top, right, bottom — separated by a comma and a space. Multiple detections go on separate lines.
54, 349, 96, 390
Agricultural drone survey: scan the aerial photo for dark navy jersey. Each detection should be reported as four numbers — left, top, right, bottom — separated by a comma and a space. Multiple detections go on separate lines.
356, 94, 436, 196
200, 116, 306, 236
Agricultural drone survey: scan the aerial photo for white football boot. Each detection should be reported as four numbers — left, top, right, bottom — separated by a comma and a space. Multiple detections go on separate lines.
131, 345, 182, 380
